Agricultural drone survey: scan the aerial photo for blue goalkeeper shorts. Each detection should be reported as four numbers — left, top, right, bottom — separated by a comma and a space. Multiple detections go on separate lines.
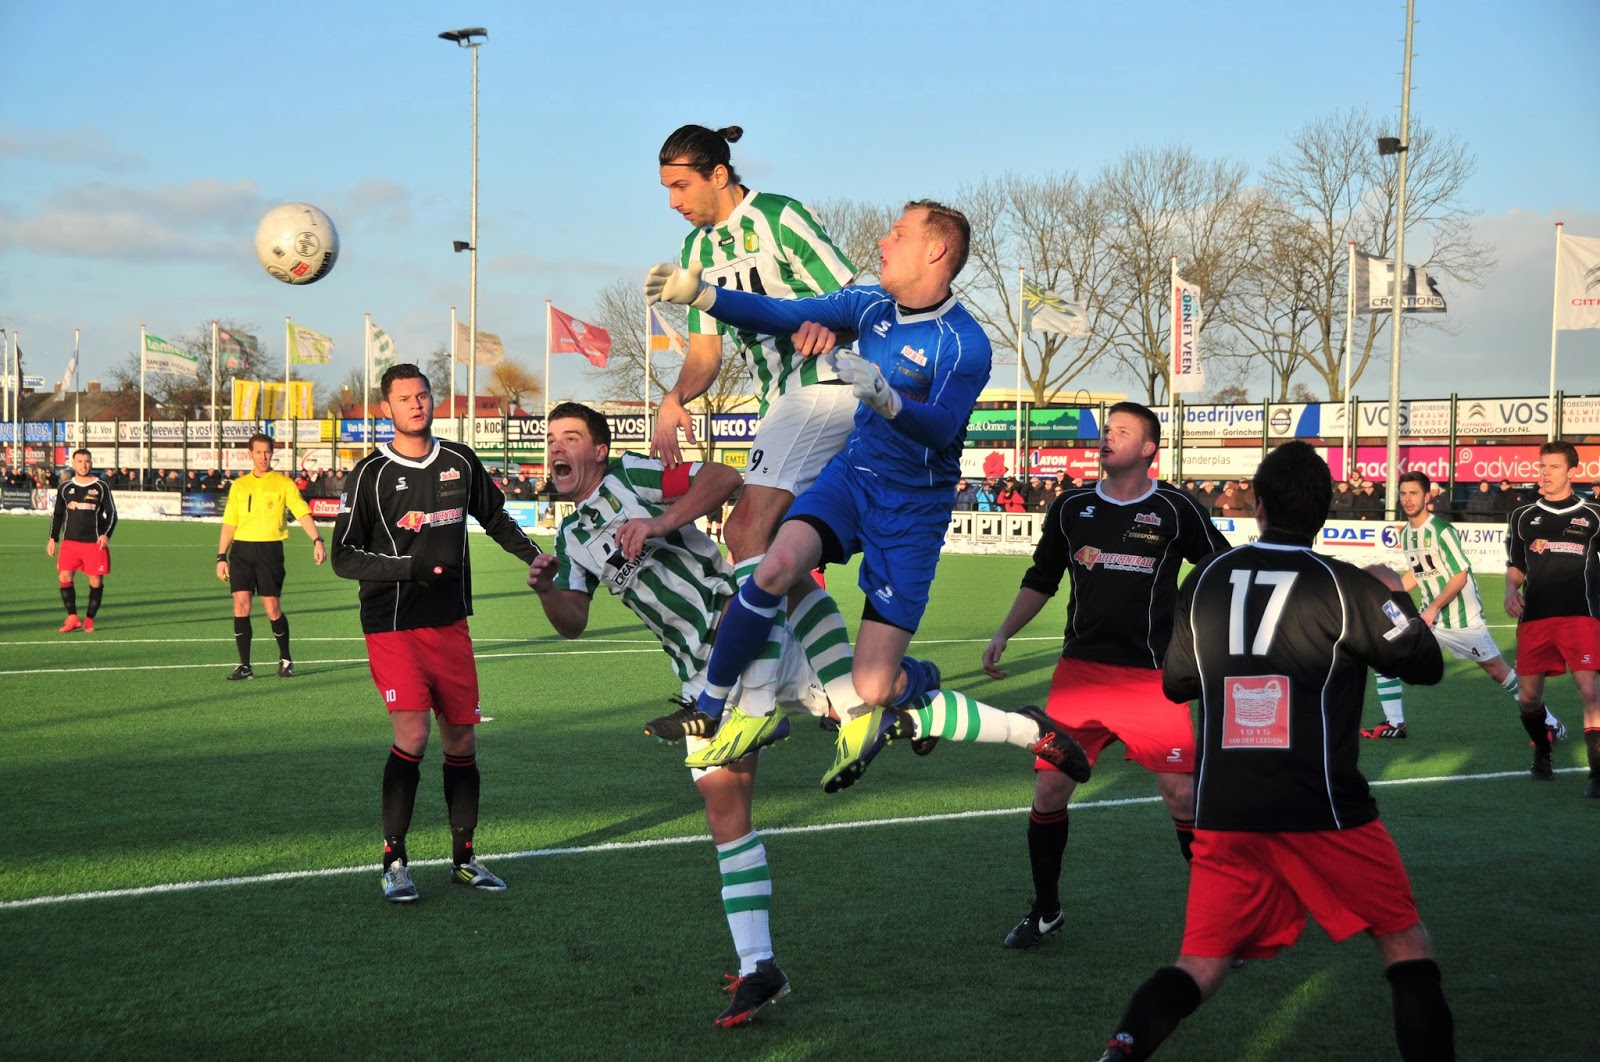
784, 456, 953, 631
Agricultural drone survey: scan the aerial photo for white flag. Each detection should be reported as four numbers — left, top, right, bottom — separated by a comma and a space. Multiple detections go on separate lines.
453, 319, 506, 367
1555, 233, 1600, 332
143, 332, 200, 377
57, 343, 79, 399
1170, 272, 1204, 394
1021, 279, 1089, 335
287, 321, 334, 365
1353, 250, 1448, 314
368, 319, 398, 373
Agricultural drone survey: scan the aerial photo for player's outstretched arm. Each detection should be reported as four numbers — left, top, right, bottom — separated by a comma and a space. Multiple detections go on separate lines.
652, 333, 722, 468
465, 452, 541, 564
614, 462, 741, 561
527, 554, 590, 639
1353, 567, 1444, 686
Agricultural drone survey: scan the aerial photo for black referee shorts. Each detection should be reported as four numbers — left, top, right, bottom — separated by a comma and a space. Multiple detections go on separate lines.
229, 540, 287, 597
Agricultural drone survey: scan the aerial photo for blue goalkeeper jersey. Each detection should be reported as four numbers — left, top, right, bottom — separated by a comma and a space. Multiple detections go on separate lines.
706, 285, 991, 490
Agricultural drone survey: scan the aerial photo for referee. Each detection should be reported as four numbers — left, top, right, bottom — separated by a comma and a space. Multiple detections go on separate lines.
216, 433, 326, 679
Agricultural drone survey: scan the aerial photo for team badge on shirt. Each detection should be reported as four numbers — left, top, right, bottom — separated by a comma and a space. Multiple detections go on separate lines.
439, 468, 461, 482
1222, 676, 1291, 749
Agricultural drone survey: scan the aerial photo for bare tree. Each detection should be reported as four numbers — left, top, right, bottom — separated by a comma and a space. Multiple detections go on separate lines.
809, 198, 899, 283
582, 277, 754, 461
1248, 109, 1493, 399
108, 319, 279, 416
487, 360, 541, 411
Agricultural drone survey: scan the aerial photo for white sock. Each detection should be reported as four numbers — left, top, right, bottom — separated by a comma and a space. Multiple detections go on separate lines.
1375, 676, 1406, 727
716, 831, 772, 976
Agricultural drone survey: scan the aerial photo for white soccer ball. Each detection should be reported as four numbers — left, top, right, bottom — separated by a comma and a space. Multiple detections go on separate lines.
254, 203, 340, 285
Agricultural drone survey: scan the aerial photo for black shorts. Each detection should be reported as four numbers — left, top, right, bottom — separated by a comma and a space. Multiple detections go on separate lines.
229, 540, 287, 596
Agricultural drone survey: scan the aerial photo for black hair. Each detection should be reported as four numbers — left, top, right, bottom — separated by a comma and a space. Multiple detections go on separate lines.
1106, 400, 1162, 452
659, 124, 743, 184
71, 448, 91, 460
1398, 470, 1431, 492
380, 363, 432, 400
246, 432, 273, 451
1254, 441, 1333, 538
548, 401, 610, 449
1540, 439, 1579, 470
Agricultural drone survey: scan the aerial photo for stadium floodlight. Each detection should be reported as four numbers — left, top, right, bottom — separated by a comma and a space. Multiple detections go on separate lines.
452, 240, 473, 253
1377, 136, 1405, 155
439, 25, 486, 447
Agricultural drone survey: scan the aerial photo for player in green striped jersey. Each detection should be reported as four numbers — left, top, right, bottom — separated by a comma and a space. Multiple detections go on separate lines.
528, 402, 827, 1027
651, 124, 865, 724
1363, 471, 1565, 744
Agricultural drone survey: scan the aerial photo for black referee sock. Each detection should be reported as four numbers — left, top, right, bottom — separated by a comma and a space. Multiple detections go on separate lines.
269, 614, 291, 662
1519, 707, 1551, 752
382, 746, 423, 869
233, 616, 253, 667
86, 586, 103, 619
1027, 806, 1070, 916
60, 585, 77, 615
1385, 958, 1455, 1061
1585, 728, 1600, 778
443, 753, 480, 865
1107, 965, 1203, 1061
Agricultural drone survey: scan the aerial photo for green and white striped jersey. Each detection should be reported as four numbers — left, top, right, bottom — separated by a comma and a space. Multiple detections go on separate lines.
681, 190, 856, 415
552, 454, 735, 681
1397, 515, 1483, 629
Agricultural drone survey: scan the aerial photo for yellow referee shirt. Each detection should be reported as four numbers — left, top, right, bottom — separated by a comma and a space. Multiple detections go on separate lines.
221, 471, 311, 542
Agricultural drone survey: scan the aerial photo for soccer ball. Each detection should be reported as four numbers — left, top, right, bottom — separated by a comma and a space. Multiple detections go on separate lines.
254, 203, 340, 285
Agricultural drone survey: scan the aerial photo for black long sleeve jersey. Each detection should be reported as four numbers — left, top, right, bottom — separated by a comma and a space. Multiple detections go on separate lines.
331, 439, 541, 634
1505, 494, 1600, 621
1164, 532, 1444, 833
50, 478, 118, 542
1022, 480, 1231, 669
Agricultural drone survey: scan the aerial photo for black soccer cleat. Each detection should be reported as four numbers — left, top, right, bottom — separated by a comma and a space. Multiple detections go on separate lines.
911, 735, 940, 756
715, 958, 790, 1027
1531, 747, 1555, 781
1003, 907, 1064, 950
644, 699, 718, 743
1017, 705, 1091, 783
226, 664, 255, 681
278, 660, 296, 678
1584, 777, 1600, 799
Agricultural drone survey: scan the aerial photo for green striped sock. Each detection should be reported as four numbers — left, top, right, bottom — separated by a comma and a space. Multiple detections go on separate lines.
911, 690, 1036, 749
1375, 676, 1406, 727
790, 585, 858, 711
717, 831, 772, 975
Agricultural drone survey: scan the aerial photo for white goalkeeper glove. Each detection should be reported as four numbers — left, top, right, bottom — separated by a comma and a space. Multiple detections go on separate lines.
643, 262, 716, 311
832, 351, 902, 419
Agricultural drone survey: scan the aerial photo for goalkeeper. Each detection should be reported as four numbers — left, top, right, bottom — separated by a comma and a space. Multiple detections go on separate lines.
645, 200, 1089, 792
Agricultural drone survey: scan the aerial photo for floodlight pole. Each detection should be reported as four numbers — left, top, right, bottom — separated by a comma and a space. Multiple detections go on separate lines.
440, 27, 486, 451
1384, 0, 1414, 521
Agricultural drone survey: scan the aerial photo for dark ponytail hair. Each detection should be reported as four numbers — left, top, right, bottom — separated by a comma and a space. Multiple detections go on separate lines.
659, 124, 743, 184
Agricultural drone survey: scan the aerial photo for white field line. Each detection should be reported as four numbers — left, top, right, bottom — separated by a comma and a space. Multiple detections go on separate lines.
0, 767, 1577, 911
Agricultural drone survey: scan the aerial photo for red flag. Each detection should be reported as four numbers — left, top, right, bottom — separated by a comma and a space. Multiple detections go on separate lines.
549, 306, 611, 368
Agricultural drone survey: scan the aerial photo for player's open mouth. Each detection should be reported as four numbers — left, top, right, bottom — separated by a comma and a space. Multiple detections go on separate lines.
551, 460, 572, 478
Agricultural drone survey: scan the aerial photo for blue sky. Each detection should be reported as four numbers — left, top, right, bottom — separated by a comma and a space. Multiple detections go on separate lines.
3, 0, 1596, 408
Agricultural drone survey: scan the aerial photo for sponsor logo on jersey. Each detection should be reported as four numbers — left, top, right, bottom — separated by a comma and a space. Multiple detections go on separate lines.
1221, 675, 1291, 749
395, 507, 466, 532
743, 231, 759, 253
1134, 512, 1161, 526
439, 468, 461, 482
1072, 544, 1155, 573
337, 492, 351, 515
873, 320, 891, 337
1529, 538, 1584, 556
1529, 516, 1541, 526
395, 476, 408, 491
874, 584, 895, 604
1081, 505, 1096, 517
900, 345, 927, 367
1571, 516, 1592, 529
1382, 600, 1410, 630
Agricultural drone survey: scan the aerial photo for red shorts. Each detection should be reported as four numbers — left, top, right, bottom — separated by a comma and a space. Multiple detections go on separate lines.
365, 620, 482, 725
1517, 616, 1600, 676
1040, 657, 1194, 773
57, 540, 110, 576
1180, 821, 1420, 960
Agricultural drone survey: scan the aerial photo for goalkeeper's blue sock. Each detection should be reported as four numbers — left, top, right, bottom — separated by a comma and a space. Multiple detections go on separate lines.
888, 656, 936, 708
697, 580, 783, 720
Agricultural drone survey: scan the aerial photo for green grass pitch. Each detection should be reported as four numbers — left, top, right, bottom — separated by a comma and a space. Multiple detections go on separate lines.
1, 515, 1595, 1060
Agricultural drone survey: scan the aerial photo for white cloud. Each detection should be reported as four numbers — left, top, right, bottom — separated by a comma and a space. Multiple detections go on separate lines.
0, 126, 144, 170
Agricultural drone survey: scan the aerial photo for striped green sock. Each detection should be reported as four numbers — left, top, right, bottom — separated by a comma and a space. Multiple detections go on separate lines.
790, 585, 858, 711
911, 690, 1036, 749
1375, 676, 1406, 727
716, 831, 772, 976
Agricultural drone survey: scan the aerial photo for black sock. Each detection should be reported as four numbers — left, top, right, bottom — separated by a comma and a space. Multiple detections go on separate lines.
1172, 817, 1195, 863
443, 753, 480, 865
1585, 729, 1600, 778
270, 614, 291, 662
1385, 959, 1455, 1061
382, 745, 423, 869
86, 585, 103, 618
1027, 806, 1070, 915
1107, 965, 1203, 1061
1520, 708, 1550, 752
60, 585, 77, 615
233, 616, 253, 667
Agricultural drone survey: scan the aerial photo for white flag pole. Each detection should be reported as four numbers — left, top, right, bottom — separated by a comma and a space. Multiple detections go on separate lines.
1168, 255, 1179, 458
74, 327, 82, 443
364, 312, 373, 452
139, 324, 149, 480
284, 316, 295, 474
1384, 0, 1414, 522
1015, 265, 1026, 476
644, 304, 653, 451
1342, 242, 1356, 479
449, 305, 458, 426
211, 320, 219, 459
1547, 222, 1564, 442
544, 300, 553, 477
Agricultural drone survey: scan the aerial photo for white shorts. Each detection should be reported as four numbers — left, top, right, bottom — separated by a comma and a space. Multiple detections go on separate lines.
1432, 621, 1504, 663
743, 384, 857, 495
